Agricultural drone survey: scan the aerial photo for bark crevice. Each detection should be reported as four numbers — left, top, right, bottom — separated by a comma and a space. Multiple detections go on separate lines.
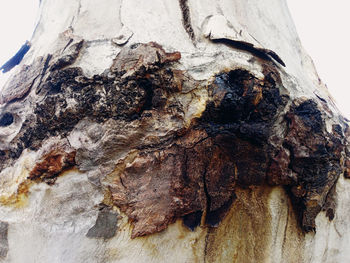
179, 0, 196, 43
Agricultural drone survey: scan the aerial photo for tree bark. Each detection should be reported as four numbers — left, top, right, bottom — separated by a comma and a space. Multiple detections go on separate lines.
0, 0, 349, 262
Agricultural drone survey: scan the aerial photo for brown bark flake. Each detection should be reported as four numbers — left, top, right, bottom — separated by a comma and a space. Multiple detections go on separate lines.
29, 150, 76, 184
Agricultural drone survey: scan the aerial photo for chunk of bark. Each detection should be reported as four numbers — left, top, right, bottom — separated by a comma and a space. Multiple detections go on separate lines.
86, 209, 119, 239
29, 150, 76, 184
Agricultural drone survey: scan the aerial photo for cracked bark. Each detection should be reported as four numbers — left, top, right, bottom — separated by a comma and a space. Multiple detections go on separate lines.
179, 0, 196, 43
0, 0, 349, 262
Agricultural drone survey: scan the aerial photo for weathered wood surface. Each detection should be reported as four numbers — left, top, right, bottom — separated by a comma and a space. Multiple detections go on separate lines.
0, 0, 349, 262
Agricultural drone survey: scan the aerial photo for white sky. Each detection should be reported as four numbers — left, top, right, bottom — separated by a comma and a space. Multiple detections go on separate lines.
0, 0, 349, 117
0, 0, 38, 89
287, 0, 350, 118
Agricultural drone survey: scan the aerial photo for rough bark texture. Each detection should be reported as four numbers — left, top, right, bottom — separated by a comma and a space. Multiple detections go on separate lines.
0, 0, 349, 262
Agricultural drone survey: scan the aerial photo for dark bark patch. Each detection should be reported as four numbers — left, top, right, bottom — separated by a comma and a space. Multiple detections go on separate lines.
1, 42, 182, 173
107, 67, 347, 237
294, 100, 323, 133
108, 68, 288, 237
109, 137, 238, 238
202, 68, 282, 128
183, 211, 202, 231
205, 192, 236, 227
86, 209, 119, 239
283, 99, 345, 231
0, 113, 14, 127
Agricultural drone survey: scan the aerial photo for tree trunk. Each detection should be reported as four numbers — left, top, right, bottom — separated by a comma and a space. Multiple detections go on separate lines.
0, 0, 349, 262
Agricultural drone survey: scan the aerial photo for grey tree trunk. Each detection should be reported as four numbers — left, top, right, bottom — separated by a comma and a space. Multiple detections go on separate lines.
0, 0, 349, 262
